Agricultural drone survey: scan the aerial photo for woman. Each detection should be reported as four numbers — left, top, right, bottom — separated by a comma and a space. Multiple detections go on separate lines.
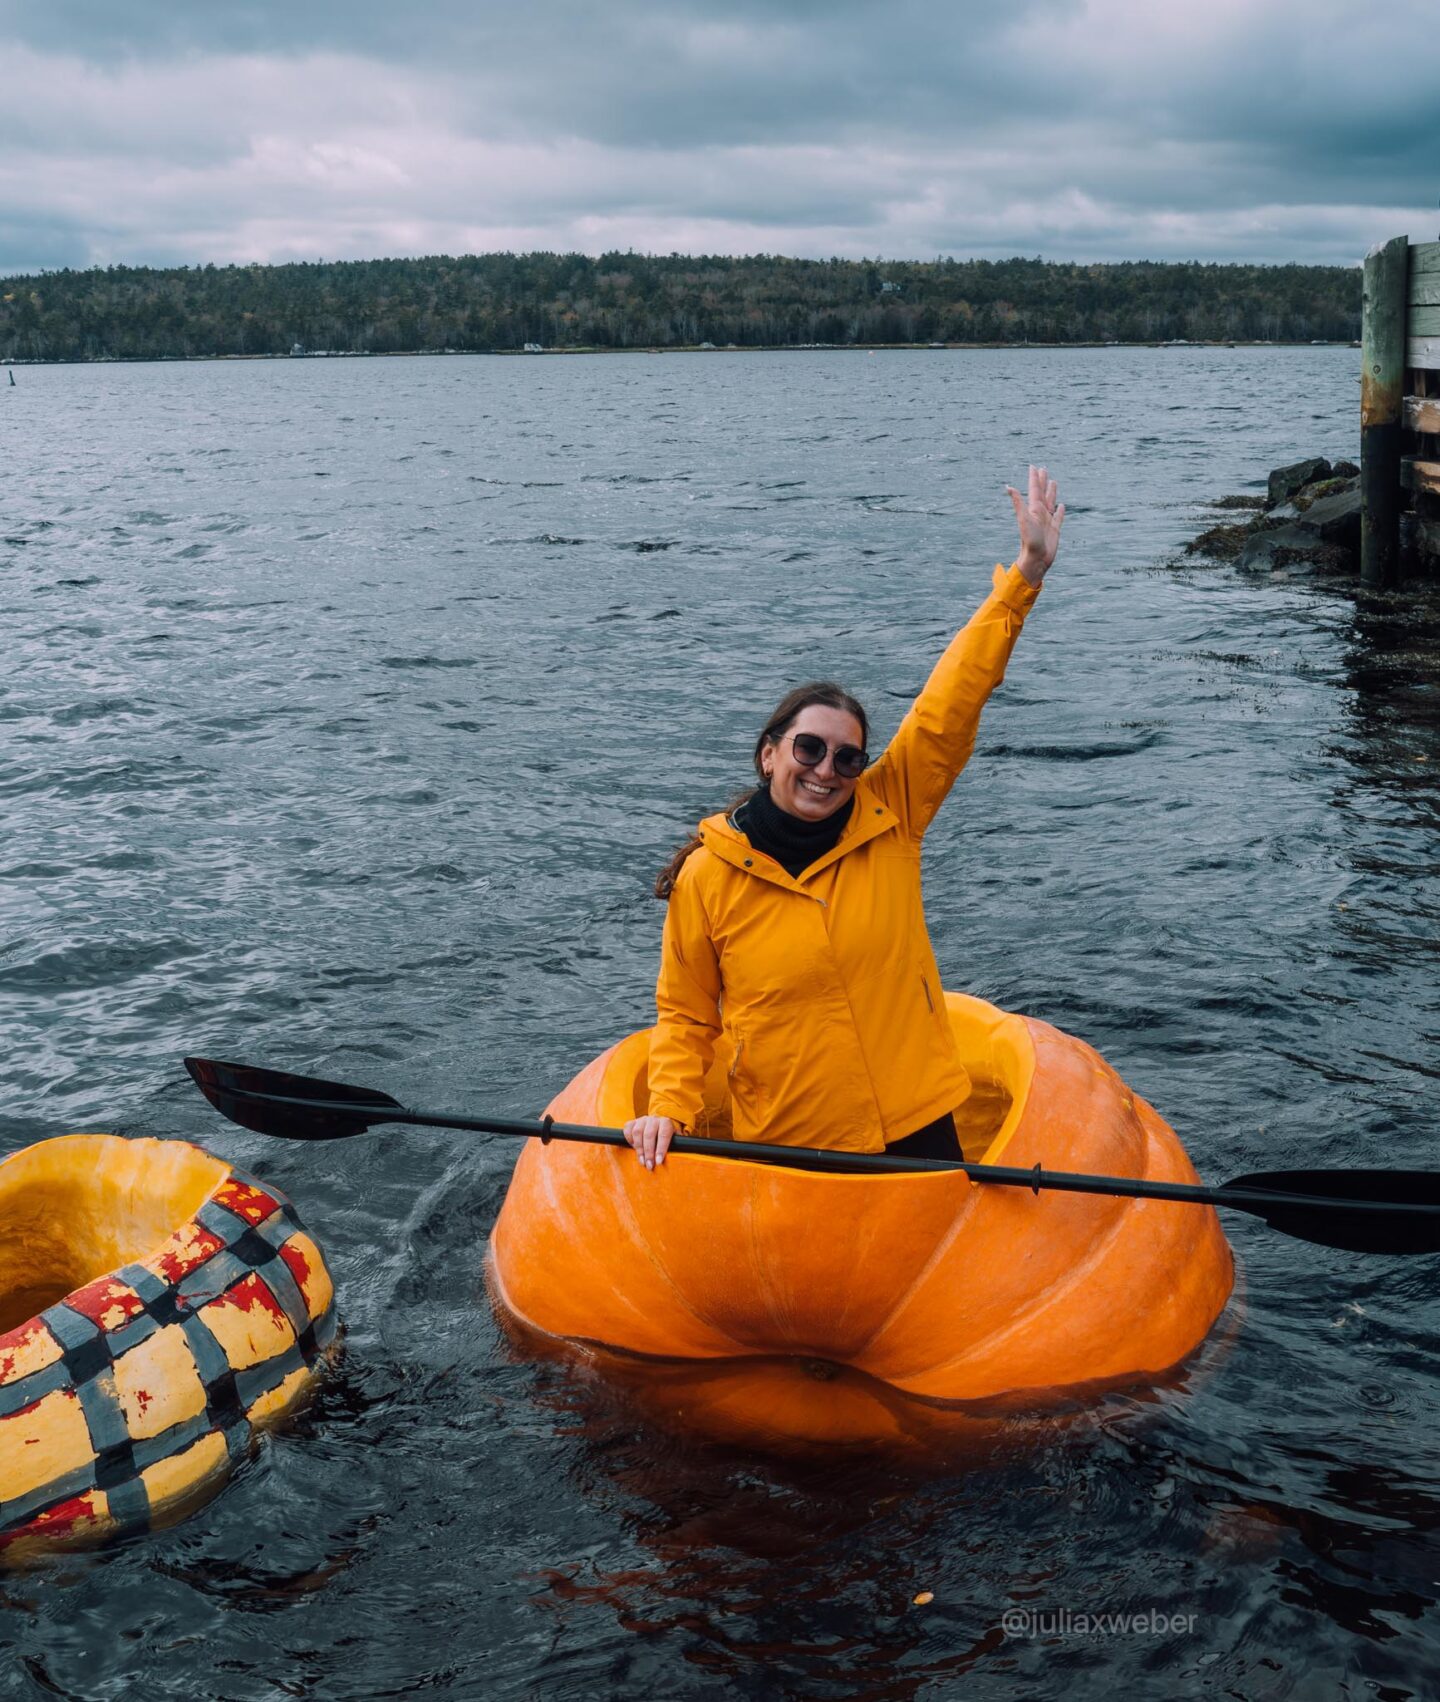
624, 465, 1065, 1170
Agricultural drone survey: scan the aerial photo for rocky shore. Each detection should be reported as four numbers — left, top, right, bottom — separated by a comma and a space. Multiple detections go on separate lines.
1186, 456, 1361, 578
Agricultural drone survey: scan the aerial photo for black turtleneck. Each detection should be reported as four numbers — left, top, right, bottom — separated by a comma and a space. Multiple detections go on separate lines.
732, 784, 854, 879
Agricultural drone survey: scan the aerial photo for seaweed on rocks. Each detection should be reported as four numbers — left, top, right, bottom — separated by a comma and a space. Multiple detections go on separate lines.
1186, 518, 1273, 561
1186, 456, 1361, 577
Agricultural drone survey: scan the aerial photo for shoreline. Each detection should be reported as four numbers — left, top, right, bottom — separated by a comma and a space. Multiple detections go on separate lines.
3, 339, 1359, 368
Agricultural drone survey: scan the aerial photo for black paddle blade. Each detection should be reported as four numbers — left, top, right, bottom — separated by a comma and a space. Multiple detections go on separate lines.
183, 1056, 404, 1142
1221, 1169, 1440, 1255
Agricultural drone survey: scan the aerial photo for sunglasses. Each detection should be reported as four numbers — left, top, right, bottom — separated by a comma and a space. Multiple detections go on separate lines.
773, 731, 871, 780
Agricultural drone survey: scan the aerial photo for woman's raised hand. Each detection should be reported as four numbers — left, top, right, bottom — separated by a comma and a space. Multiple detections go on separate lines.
1006, 464, 1066, 587
623, 1114, 680, 1170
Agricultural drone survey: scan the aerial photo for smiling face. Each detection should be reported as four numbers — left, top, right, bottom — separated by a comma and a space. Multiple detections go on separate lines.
761, 704, 867, 822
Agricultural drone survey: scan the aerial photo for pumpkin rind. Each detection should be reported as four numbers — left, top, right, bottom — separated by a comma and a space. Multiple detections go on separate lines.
488, 994, 1234, 1449
0, 1135, 338, 1560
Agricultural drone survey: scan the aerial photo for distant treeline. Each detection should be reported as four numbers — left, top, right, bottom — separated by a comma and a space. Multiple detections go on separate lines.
0, 253, 1362, 362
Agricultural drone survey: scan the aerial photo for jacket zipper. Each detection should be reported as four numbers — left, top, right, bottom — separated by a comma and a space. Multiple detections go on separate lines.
728, 1038, 744, 1079
920, 975, 935, 1014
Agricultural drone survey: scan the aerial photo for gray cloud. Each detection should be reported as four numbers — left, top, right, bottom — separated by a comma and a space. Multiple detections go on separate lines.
0, 0, 1434, 275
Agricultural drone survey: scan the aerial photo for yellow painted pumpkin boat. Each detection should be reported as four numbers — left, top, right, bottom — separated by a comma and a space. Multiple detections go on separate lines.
488, 993, 1235, 1451
0, 1134, 336, 1562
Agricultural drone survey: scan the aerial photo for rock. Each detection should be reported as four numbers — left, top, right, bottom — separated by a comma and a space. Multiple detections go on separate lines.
1185, 456, 1363, 578
1297, 484, 1360, 550
1235, 486, 1359, 572
1235, 524, 1308, 569
1267, 457, 1331, 508
1235, 524, 1352, 575
1291, 473, 1358, 512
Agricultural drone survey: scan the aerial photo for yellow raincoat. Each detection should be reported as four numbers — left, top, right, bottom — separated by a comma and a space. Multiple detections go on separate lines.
648, 562, 1042, 1152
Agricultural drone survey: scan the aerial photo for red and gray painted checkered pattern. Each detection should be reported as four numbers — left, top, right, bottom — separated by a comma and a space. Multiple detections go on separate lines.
0, 1168, 336, 1551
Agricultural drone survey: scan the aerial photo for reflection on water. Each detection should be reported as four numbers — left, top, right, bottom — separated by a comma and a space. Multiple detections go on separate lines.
2, 348, 1438, 1694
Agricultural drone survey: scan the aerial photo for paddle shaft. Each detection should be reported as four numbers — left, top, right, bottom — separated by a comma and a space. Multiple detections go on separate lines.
241, 1088, 1410, 1219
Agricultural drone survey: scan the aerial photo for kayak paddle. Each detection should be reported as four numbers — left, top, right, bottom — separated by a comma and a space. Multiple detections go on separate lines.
183, 1056, 1440, 1256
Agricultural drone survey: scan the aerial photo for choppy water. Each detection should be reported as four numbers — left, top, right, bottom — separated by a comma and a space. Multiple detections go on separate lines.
2, 347, 1438, 1699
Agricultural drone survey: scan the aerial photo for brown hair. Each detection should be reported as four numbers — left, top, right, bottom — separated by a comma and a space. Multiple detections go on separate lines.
653, 681, 869, 899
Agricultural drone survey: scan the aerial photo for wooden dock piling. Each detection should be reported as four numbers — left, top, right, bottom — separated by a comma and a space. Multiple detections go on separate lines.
1360, 237, 1407, 586
1361, 235, 1440, 585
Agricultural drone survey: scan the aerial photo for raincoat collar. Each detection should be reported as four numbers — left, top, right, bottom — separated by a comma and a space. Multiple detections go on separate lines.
698, 780, 899, 890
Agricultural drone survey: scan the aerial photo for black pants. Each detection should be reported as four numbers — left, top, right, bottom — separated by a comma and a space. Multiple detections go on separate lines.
885, 1112, 962, 1161
745, 1110, 963, 1173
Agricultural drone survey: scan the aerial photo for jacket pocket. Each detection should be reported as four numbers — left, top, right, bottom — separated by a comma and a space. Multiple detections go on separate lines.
920, 973, 936, 1015
725, 1030, 767, 1122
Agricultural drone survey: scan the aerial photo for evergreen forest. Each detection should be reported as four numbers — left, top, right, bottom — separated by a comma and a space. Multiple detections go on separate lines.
0, 252, 1361, 362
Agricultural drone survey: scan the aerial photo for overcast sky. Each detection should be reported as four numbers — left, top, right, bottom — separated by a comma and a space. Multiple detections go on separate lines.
2, 0, 1434, 275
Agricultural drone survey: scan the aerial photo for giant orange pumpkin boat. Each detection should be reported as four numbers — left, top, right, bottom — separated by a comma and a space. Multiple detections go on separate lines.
487, 993, 1235, 1451
0, 1134, 336, 1562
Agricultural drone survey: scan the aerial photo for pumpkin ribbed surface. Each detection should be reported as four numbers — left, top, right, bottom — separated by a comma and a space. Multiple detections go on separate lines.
487, 994, 1233, 1449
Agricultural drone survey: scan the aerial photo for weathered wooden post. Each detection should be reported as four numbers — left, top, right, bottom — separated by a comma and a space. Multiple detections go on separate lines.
1360, 235, 1408, 587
